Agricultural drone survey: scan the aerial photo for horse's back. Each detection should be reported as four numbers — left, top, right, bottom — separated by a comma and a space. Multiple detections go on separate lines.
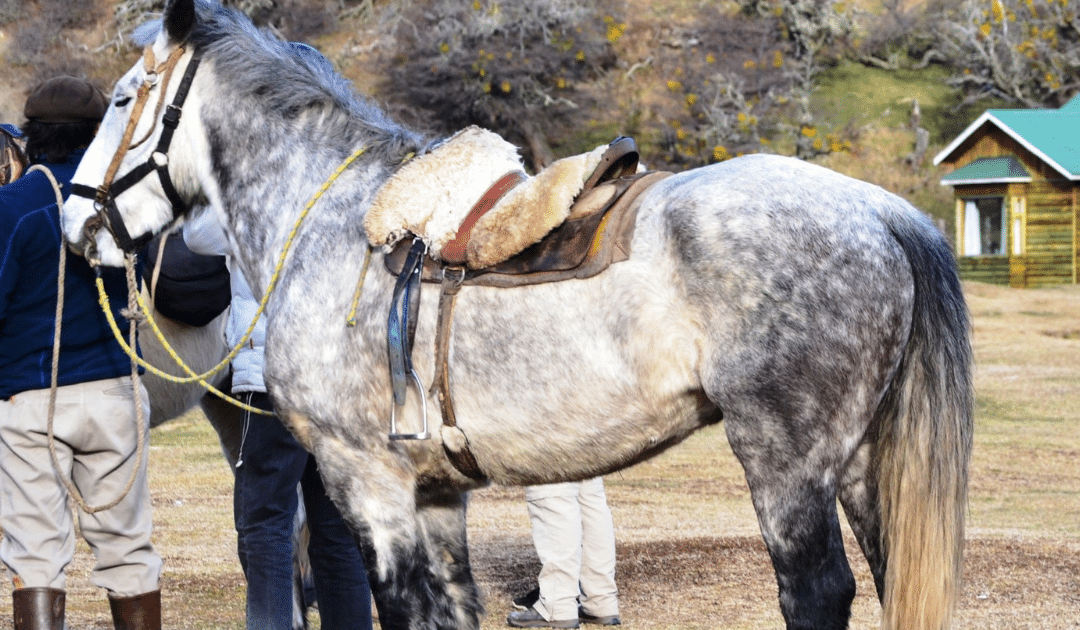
647, 153, 926, 314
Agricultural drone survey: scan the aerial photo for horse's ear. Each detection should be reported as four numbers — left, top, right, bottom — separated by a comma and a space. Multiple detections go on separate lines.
164, 0, 196, 44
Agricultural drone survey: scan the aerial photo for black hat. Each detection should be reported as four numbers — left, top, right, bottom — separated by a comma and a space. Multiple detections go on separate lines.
24, 77, 107, 124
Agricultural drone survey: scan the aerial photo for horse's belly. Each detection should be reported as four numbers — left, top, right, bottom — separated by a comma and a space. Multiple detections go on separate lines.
436, 272, 710, 484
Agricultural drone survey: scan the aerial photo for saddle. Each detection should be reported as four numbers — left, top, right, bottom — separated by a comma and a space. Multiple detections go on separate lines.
370, 133, 671, 480
382, 139, 667, 287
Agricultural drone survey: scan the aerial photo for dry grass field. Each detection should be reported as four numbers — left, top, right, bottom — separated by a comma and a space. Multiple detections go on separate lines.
2, 280, 1078, 628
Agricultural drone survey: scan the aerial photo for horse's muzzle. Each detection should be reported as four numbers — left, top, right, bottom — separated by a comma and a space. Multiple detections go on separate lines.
67, 214, 105, 266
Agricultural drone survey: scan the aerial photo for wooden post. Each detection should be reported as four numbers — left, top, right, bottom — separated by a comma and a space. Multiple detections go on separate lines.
955, 198, 964, 255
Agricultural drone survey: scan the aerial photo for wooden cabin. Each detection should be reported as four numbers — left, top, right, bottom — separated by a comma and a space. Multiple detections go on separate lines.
933, 96, 1080, 288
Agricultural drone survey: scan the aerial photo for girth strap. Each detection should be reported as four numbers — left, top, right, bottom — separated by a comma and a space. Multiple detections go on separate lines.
430, 268, 486, 480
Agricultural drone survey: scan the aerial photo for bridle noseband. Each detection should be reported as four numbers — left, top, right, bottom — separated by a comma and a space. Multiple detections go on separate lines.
72, 44, 202, 261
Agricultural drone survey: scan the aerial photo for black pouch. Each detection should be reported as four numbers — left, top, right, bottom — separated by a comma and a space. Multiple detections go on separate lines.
143, 231, 231, 327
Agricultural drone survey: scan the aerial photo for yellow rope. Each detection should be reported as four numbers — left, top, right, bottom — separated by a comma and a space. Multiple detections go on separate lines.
345, 245, 373, 326
340, 147, 412, 326
94, 145, 370, 414
94, 274, 268, 414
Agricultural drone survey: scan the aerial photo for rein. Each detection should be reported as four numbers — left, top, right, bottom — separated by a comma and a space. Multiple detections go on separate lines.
34, 164, 147, 514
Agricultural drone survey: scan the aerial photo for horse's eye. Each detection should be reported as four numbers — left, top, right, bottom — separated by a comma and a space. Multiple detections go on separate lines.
115, 97, 133, 108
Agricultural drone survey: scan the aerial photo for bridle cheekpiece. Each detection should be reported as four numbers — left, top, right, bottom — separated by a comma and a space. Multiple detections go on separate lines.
71, 44, 202, 262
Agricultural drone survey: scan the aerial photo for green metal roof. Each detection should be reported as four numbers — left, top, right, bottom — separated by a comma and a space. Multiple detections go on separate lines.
940, 156, 1031, 185
933, 94, 1080, 181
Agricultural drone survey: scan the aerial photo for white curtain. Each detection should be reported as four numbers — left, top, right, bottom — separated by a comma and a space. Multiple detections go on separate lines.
964, 200, 981, 256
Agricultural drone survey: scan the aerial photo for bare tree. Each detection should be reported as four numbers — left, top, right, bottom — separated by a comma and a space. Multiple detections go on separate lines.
646, 1, 855, 167
856, 0, 945, 70
740, 0, 854, 60
378, 0, 620, 170
934, 0, 1080, 107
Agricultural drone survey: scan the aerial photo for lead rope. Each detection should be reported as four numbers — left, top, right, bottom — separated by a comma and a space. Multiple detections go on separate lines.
148, 232, 168, 303
36, 164, 145, 513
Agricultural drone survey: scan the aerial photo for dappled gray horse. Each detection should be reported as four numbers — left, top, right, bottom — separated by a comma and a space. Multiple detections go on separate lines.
61, 1, 973, 629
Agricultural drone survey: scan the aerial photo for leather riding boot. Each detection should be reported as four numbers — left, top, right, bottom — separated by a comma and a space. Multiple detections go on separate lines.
108, 590, 161, 630
12, 587, 65, 630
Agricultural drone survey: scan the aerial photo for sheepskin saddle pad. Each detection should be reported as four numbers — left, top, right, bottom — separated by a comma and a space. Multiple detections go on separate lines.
364, 126, 640, 270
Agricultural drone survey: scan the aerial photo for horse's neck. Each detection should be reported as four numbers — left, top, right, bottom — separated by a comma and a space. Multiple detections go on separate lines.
198, 83, 419, 294
218, 147, 388, 298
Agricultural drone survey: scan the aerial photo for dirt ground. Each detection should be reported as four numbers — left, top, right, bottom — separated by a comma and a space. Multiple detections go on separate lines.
1, 283, 1078, 628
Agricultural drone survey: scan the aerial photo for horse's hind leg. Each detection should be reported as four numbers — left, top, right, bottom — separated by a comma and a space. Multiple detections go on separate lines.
838, 440, 886, 600
726, 421, 856, 630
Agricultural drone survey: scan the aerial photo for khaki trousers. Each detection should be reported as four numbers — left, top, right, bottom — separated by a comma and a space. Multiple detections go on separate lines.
0, 377, 162, 596
525, 477, 619, 622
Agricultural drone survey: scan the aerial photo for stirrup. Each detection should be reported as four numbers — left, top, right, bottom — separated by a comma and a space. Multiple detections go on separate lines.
389, 368, 430, 440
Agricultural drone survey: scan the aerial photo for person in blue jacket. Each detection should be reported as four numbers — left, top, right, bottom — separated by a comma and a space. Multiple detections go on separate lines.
0, 77, 163, 630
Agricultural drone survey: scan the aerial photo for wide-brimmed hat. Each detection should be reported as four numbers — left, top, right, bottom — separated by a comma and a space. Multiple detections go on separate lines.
24, 76, 107, 124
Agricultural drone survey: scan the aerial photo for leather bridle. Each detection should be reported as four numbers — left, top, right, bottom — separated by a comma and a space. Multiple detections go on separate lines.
72, 44, 202, 261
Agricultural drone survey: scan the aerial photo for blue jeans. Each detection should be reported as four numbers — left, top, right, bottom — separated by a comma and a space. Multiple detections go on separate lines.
234, 392, 372, 630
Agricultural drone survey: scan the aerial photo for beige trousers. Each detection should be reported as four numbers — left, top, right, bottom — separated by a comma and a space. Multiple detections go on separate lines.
525, 477, 619, 621
0, 377, 162, 596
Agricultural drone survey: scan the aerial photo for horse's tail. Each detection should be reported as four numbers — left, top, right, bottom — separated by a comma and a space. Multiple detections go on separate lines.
876, 210, 973, 630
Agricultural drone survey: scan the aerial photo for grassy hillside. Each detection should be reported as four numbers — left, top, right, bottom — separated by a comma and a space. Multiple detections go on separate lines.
0, 0, 979, 234
809, 60, 975, 228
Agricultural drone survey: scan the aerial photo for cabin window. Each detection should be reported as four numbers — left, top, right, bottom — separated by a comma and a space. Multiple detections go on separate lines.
963, 197, 1005, 256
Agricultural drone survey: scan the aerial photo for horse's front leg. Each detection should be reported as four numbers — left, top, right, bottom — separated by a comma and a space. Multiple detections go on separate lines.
291, 411, 481, 630
414, 488, 483, 627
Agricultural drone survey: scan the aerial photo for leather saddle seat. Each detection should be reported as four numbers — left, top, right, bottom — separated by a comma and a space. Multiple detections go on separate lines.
371, 131, 669, 287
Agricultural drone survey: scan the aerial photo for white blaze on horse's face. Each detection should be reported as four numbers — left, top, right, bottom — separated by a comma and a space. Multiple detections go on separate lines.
63, 22, 206, 267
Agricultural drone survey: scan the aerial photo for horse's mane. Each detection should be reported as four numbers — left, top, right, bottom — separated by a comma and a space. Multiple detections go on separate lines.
134, 0, 425, 154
